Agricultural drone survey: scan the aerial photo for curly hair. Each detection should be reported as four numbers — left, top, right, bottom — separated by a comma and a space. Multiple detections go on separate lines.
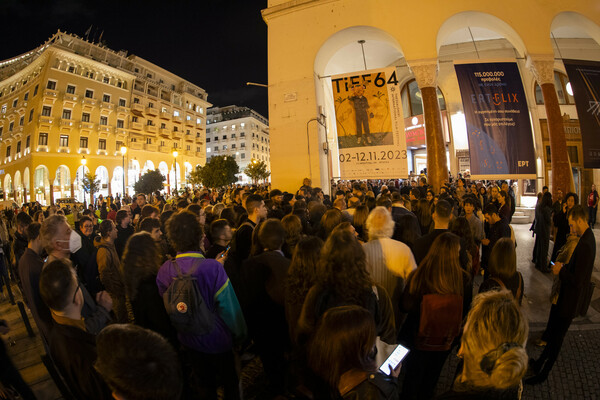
281, 214, 303, 250
319, 229, 372, 305
121, 232, 161, 300
286, 236, 323, 306
166, 210, 202, 253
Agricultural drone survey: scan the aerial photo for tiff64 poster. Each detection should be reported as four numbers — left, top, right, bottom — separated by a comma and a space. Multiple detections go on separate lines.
331, 68, 408, 179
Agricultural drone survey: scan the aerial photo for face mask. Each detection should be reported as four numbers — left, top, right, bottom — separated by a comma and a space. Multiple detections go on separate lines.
57, 230, 82, 253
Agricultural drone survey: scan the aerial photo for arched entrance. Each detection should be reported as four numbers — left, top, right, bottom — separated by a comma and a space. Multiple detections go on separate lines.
54, 165, 71, 201
75, 165, 90, 203
3, 174, 13, 202
158, 162, 169, 193
128, 160, 140, 194
23, 167, 30, 204
34, 166, 50, 205
111, 166, 125, 198
95, 166, 110, 200
314, 26, 406, 186
14, 171, 22, 205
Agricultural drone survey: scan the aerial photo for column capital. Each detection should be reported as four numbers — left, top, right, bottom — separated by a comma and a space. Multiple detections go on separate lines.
408, 60, 438, 89
526, 55, 555, 85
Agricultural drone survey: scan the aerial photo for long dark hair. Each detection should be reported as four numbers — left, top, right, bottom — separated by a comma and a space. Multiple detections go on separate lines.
121, 232, 161, 300
286, 236, 324, 306
319, 229, 372, 305
308, 305, 377, 391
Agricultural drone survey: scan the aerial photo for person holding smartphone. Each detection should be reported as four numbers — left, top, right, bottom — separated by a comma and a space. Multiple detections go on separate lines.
308, 305, 402, 399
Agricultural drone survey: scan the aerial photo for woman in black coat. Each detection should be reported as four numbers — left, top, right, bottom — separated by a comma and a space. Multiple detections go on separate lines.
549, 192, 577, 267
534, 192, 553, 272
122, 232, 178, 347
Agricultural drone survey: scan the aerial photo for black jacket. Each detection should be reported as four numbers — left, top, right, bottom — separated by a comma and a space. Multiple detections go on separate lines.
49, 322, 112, 400
115, 224, 135, 258
18, 248, 53, 340
557, 228, 596, 318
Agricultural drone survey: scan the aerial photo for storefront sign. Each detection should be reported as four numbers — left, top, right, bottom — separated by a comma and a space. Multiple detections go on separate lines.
330, 68, 408, 179
563, 59, 600, 168
454, 62, 536, 179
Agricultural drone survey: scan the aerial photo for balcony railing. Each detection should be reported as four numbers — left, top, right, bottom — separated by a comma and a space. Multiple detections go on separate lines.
159, 128, 171, 136
131, 103, 144, 114
145, 107, 158, 116
172, 131, 183, 139
144, 143, 158, 152
159, 146, 170, 153
145, 125, 158, 134
101, 102, 114, 111
172, 116, 183, 123
131, 122, 143, 130
160, 111, 171, 120
129, 142, 142, 150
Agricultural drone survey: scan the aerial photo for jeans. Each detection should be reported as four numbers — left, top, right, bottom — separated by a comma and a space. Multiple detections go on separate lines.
588, 206, 597, 228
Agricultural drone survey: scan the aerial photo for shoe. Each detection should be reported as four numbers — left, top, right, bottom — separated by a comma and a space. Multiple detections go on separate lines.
524, 373, 548, 385
535, 339, 547, 348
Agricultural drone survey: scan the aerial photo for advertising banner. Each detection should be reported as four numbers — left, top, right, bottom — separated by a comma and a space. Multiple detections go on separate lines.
454, 62, 536, 179
563, 59, 600, 168
331, 68, 408, 179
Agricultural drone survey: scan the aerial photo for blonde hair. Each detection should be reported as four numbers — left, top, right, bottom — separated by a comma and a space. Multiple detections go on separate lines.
458, 290, 528, 390
365, 206, 394, 240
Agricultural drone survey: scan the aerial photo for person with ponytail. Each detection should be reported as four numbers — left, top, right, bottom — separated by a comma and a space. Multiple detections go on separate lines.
437, 290, 529, 399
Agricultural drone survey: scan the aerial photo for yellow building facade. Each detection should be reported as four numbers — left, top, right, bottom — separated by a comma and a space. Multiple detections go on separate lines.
262, 1, 600, 199
0, 31, 210, 205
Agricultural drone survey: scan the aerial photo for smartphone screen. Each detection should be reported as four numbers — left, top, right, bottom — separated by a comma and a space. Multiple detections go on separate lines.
379, 344, 409, 375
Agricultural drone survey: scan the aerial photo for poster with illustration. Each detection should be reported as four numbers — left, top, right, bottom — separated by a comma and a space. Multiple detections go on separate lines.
331, 68, 408, 179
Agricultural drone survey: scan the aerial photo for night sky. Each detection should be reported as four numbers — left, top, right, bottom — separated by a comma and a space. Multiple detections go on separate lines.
0, 0, 269, 117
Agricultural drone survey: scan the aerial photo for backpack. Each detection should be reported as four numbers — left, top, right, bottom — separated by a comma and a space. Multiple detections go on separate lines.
163, 259, 215, 335
416, 294, 463, 352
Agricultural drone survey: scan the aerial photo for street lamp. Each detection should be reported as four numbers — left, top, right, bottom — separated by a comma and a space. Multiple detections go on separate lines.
80, 156, 86, 204
120, 146, 127, 197
172, 150, 178, 195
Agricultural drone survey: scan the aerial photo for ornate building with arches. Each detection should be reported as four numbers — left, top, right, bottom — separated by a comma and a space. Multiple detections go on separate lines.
262, 1, 600, 202
0, 31, 210, 205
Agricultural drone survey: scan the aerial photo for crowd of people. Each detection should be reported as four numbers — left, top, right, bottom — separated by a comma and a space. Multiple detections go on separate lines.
0, 176, 596, 400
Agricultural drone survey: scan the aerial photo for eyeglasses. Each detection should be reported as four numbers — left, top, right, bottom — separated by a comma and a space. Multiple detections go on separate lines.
72, 281, 81, 304
82, 224, 93, 229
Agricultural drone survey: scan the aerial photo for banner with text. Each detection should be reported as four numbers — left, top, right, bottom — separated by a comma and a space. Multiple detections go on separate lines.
331, 68, 408, 179
454, 62, 536, 179
563, 59, 600, 168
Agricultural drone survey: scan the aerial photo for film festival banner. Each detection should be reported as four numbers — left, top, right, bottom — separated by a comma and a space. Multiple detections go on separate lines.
454, 62, 536, 179
330, 68, 408, 179
563, 59, 600, 168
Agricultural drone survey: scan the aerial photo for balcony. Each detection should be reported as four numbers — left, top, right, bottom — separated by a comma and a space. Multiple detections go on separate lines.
172, 131, 182, 139
116, 106, 129, 115
63, 93, 78, 103
115, 128, 128, 138
144, 143, 158, 152
195, 136, 204, 144
185, 118, 194, 127
44, 89, 58, 98
185, 134, 194, 142
196, 152, 204, 158
131, 103, 145, 115
159, 128, 171, 136
81, 97, 97, 107
195, 122, 203, 129
172, 116, 182, 123
38, 116, 53, 125
145, 107, 158, 116
13, 126, 23, 139
129, 142, 143, 150
98, 125, 113, 134
101, 102, 114, 111
159, 146, 170, 153
145, 125, 158, 134
131, 121, 143, 130
60, 118, 74, 127
160, 111, 171, 120
80, 122, 95, 130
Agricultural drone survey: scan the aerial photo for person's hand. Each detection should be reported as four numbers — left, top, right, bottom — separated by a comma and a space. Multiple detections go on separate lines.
563, 203, 567, 213
216, 250, 228, 265
552, 261, 563, 276
481, 238, 490, 246
96, 291, 113, 311
0, 319, 9, 335
390, 362, 402, 378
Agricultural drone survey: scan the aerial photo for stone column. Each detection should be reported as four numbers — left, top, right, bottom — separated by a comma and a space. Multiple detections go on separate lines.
71, 183, 75, 199
410, 60, 448, 192
529, 56, 573, 196
23, 188, 27, 204
49, 184, 54, 205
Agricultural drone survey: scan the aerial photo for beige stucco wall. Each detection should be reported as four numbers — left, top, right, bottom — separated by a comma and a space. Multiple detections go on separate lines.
263, 0, 600, 193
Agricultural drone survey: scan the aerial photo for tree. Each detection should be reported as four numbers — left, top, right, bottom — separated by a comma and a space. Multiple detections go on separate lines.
190, 156, 239, 188
82, 172, 100, 206
134, 169, 165, 195
244, 160, 271, 184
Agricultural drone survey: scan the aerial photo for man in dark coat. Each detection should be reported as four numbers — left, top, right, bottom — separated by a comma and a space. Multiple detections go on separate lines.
39, 258, 113, 399
18, 222, 53, 341
527, 205, 596, 384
